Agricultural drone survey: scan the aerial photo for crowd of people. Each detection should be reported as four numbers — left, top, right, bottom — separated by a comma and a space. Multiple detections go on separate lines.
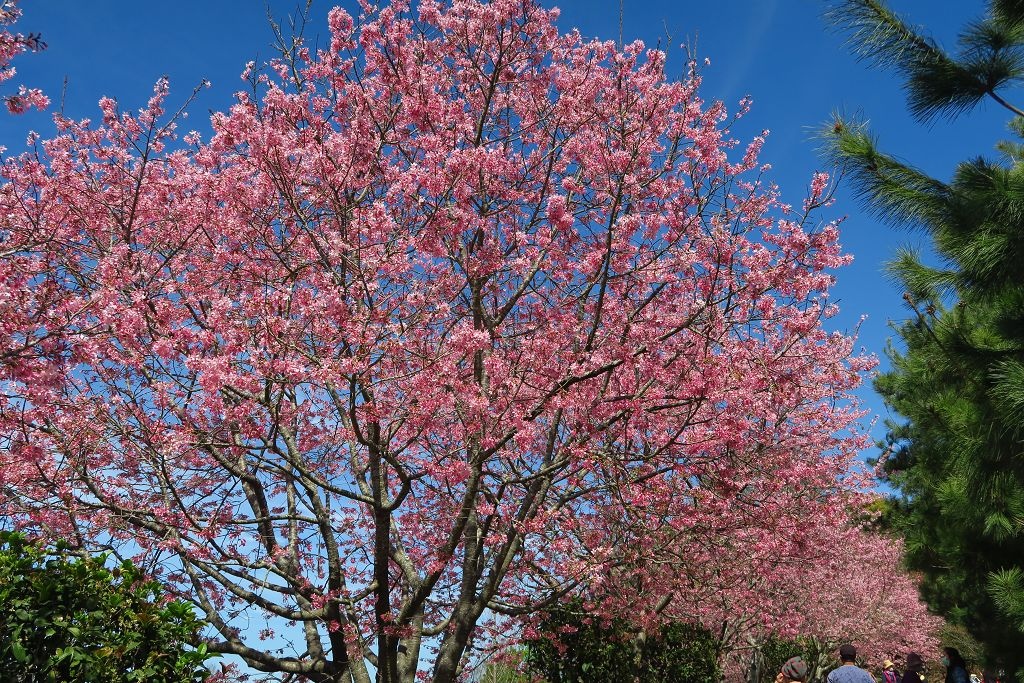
772, 644, 1004, 683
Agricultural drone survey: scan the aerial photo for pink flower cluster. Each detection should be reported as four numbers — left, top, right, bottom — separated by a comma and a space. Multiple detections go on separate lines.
0, 1, 933, 680
0, 1, 46, 113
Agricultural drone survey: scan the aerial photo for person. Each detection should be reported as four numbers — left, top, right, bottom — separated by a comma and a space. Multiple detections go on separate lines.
777, 656, 810, 683
828, 644, 876, 683
883, 659, 902, 683
943, 648, 969, 683
901, 653, 926, 683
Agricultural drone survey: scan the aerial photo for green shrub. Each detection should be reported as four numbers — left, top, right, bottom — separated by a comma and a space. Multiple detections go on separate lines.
525, 601, 720, 683
0, 531, 214, 682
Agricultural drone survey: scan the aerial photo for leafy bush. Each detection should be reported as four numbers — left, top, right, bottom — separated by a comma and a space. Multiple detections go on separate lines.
0, 531, 214, 682
525, 602, 720, 683
747, 636, 804, 683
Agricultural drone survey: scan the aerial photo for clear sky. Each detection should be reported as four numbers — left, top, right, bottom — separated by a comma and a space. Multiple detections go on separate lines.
2, 0, 1013, 459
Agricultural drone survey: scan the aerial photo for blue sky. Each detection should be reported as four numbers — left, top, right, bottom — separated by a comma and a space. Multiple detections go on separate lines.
2, 0, 1014, 458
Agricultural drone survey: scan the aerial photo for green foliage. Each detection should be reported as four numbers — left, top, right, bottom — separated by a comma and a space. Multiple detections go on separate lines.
476, 664, 529, 683
474, 650, 530, 683
989, 567, 1024, 631
643, 622, 721, 682
524, 604, 634, 682
869, 153, 1024, 676
939, 623, 985, 668
524, 602, 720, 683
747, 636, 803, 683
825, 0, 1024, 123
0, 531, 214, 683
745, 636, 838, 683
824, 2, 1024, 680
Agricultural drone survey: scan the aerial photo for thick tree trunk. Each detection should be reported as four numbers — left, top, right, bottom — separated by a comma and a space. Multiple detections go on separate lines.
431, 602, 483, 683
397, 612, 424, 683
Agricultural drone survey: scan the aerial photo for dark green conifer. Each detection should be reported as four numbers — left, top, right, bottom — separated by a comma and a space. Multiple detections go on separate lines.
825, 2, 1024, 678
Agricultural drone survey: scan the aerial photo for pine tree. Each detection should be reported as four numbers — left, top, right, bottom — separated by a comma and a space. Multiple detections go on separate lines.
825, 1, 1024, 677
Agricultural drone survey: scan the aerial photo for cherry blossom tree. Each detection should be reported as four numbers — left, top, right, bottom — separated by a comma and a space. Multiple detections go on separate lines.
574, 463, 941, 678
795, 526, 940, 662
0, 1, 880, 681
704, 521, 943, 680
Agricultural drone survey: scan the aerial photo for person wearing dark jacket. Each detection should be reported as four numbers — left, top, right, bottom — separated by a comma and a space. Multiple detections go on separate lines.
902, 653, 925, 683
943, 648, 969, 683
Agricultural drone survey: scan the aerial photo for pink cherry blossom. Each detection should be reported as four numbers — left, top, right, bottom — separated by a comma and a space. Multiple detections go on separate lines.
0, 2, 935, 682
0, 1, 45, 113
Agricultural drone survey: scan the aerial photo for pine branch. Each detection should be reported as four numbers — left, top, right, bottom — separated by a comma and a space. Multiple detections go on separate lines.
820, 116, 951, 229
826, 0, 1024, 121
